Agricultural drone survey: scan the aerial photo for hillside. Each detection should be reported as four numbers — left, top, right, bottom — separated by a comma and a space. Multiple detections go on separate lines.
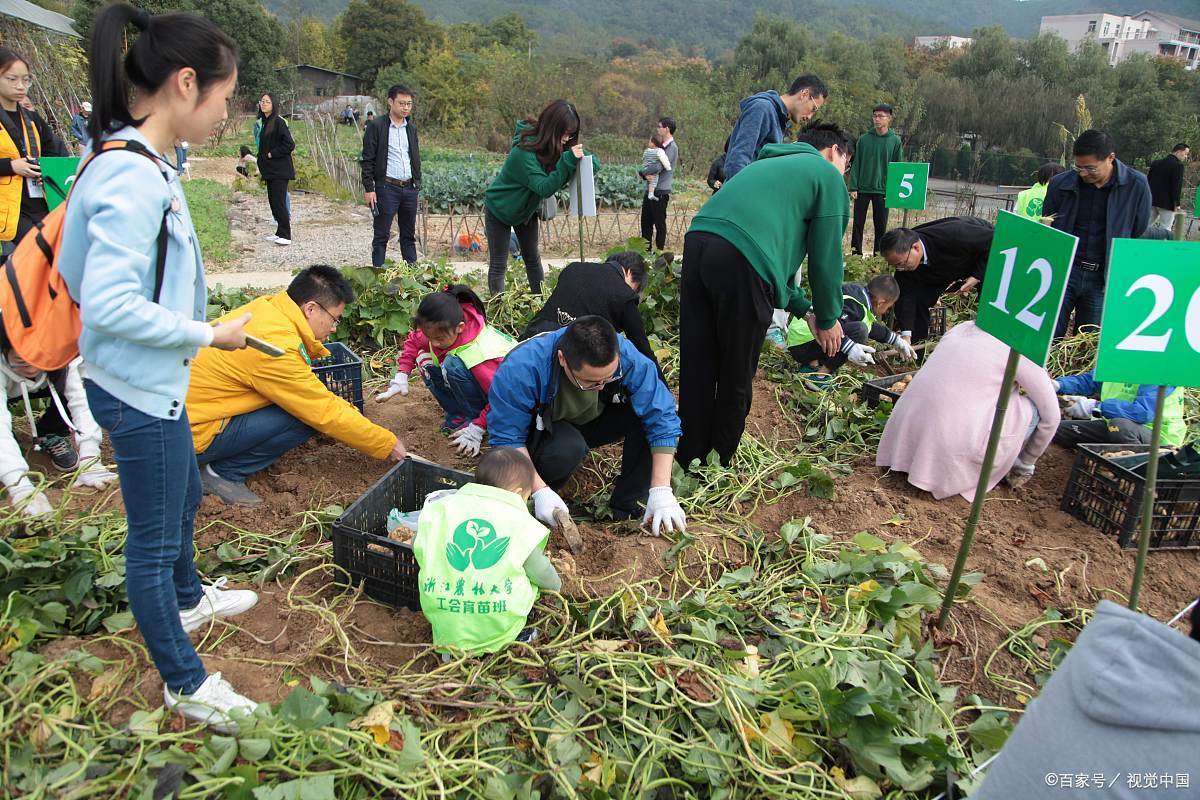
264, 0, 1200, 49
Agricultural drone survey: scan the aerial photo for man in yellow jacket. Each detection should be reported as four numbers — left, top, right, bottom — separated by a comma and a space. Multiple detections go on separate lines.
188, 265, 406, 506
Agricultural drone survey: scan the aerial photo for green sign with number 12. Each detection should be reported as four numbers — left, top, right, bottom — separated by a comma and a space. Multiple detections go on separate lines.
1095, 239, 1200, 388
975, 211, 1077, 365
884, 162, 929, 210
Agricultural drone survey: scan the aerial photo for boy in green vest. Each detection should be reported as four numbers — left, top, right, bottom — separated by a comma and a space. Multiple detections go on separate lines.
786, 275, 916, 383
413, 448, 561, 656
1052, 372, 1187, 448
1014, 163, 1066, 220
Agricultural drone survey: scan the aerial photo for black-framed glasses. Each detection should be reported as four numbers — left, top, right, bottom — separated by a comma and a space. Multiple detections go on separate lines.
565, 362, 622, 392
313, 301, 341, 327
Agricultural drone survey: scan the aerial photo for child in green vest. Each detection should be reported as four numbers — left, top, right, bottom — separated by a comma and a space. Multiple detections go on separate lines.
1014, 163, 1065, 220
413, 447, 561, 656
786, 275, 916, 382
376, 284, 516, 456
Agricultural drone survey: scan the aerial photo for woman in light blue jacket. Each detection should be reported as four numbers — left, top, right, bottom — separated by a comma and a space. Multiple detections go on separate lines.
58, 3, 258, 733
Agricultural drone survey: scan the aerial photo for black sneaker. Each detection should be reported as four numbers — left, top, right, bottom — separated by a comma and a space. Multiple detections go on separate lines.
36, 434, 78, 471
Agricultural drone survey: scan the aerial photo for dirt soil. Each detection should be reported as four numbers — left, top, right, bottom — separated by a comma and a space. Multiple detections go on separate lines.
31, 372, 1200, 722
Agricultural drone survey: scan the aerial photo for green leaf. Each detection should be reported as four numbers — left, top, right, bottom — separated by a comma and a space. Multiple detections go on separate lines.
238, 738, 272, 761
852, 532, 888, 552
470, 536, 510, 570
63, 568, 94, 607
102, 611, 135, 633
717, 566, 754, 588
277, 687, 334, 731
222, 764, 260, 800
252, 774, 335, 800
394, 716, 425, 773
129, 707, 164, 737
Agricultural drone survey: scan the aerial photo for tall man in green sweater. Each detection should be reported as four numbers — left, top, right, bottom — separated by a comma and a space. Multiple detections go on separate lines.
678, 123, 853, 468
849, 104, 904, 256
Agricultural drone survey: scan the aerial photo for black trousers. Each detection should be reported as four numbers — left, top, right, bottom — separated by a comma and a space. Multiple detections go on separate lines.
640, 191, 670, 250
788, 341, 849, 373
371, 183, 419, 266
484, 206, 543, 294
265, 179, 291, 240
851, 193, 888, 255
894, 273, 945, 342
677, 230, 774, 469
1054, 417, 1152, 448
529, 402, 651, 514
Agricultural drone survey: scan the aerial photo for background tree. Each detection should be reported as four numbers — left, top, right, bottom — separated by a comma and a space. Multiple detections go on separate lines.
337, 0, 441, 83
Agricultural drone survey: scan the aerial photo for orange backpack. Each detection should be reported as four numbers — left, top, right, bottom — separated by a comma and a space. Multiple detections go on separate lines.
0, 139, 169, 371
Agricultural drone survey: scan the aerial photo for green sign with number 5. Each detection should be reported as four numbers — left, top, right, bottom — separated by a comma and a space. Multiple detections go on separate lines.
1095, 239, 1200, 388
975, 211, 1077, 365
885, 162, 929, 210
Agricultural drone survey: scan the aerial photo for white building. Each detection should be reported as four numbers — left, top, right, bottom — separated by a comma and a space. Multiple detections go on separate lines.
1039, 9, 1200, 69
913, 35, 975, 50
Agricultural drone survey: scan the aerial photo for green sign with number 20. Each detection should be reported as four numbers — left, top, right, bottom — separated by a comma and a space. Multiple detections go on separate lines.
1095, 239, 1200, 388
975, 211, 1077, 365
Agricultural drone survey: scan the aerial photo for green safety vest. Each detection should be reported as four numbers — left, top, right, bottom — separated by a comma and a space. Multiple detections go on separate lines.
1099, 382, 1188, 447
413, 482, 548, 654
431, 325, 515, 370
787, 294, 874, 348
1015, 184, 1048, 219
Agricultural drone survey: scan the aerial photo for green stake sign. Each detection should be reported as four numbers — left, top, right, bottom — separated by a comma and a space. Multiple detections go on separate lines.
885, 162, 929, 210
38, 157, 80, 211
976, 210, 1078, 365
1095, 239, 1200, 388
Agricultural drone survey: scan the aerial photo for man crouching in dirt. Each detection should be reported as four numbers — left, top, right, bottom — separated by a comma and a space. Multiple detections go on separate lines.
186, 265, 406, 506
486, 316, 687, 537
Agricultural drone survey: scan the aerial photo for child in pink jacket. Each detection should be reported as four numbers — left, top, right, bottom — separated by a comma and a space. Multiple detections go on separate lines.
376, 285, 515, 456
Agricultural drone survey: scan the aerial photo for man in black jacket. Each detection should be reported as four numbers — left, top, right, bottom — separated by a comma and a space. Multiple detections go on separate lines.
879, 216, 994, 343
361, 85, 422, 267
1147, 142, 1189, 231
1044, 129, 1150, 338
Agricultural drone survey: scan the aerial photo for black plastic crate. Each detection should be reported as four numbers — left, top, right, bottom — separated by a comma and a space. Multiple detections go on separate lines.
312, 342, 364, 412
927, 305, 947, 339
862, 371, 917, 408
332, 458, 473, 610
1060, 444, 1200, 550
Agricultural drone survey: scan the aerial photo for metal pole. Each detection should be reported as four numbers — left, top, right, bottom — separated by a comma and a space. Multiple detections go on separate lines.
1172, 211, 1186, 242
1128, 386, 1167, 611
937, 348, 1021, 627
902, 208, 909, 229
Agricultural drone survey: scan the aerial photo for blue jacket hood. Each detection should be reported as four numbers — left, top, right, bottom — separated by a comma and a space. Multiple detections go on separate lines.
487, 328, 681, 451
739, 90, 788, 124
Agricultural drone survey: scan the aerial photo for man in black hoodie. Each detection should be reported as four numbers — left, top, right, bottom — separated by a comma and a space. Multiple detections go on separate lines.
1147, 143, 1189, 231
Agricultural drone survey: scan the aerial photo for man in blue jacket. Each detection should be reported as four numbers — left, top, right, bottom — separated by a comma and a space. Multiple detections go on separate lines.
1044, 129, 1150, 339
724, 74, 828, 180
487, 316, 686, 535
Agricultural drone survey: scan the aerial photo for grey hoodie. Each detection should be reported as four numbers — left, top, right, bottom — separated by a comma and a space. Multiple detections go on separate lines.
974, 600, 1200, 799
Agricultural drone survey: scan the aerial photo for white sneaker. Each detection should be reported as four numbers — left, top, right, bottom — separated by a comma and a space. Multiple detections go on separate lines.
164, 672, 257, 733
180, 577, 259, 633
273, 237, 291, 246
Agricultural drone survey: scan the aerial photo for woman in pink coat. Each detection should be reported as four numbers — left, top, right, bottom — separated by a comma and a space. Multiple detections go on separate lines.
876, 321, 1060, 500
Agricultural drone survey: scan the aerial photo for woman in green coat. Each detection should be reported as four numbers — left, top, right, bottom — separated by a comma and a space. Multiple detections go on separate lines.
483, 100, 586, 295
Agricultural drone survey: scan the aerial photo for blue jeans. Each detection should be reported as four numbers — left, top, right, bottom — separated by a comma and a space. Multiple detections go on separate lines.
372, 183, 418, 266
1055, 267, 1105, 339
421, 355, 485, 427
84, 381, 207, 695
196, 405, 314, 483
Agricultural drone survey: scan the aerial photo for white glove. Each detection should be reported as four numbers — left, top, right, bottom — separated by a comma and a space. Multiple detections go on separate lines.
375, 373, 409, 403
9, 479, 53, 518
450, 423, 484, 457
844, 341, 876, 367
888, 332, 917, 361
1052, 379, 1061, 393
1065, 397, 1099, 420
642, 486, 686, 536
531, 487, 569, 527
73, 460, 118, 489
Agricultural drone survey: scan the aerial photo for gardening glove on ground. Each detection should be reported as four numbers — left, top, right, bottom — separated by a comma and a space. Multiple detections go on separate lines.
888, 332, 917, 361
844, 341, 876, 367
1065, 397, 1099, 420
73, 459, 118, 489
9, 479, 52, 518
642, 486, 686, 536
451, 423, 484, 457
375, 373, 409, 402
532, 487, 569, 527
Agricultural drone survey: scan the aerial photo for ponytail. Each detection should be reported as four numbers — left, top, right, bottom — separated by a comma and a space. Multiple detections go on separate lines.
87, 3, 238, 145
414, 284, 487, 332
